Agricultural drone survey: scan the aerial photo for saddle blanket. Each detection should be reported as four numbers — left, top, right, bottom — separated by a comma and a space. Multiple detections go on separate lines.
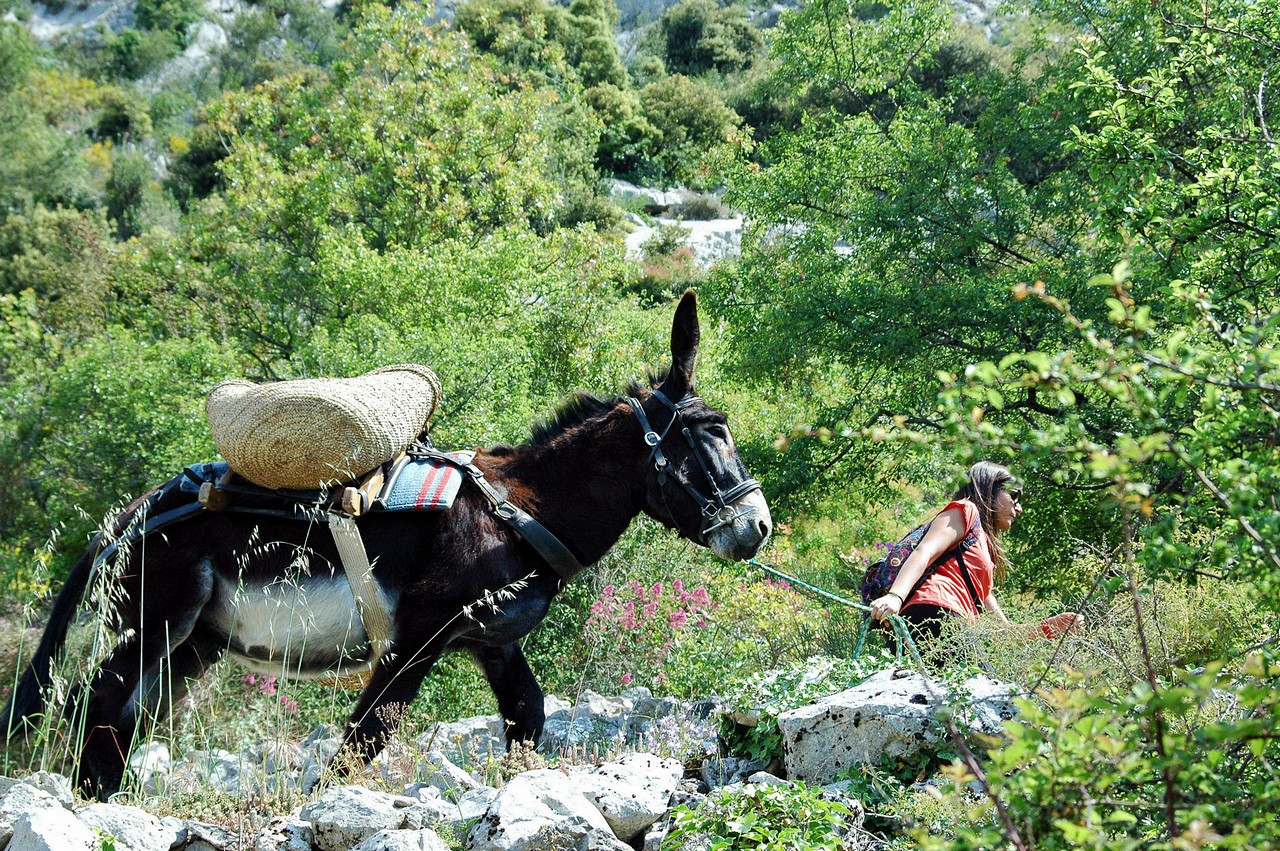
380, 451, 475, 512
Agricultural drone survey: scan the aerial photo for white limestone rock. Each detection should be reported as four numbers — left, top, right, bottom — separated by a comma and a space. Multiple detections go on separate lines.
7, 807, 97, 851
76, 804, 177, 851
570, 753, 683, 843
1, 783, 63, 848
300, 785, 416, 851
777, 669, 1018, 785
465, 768, 617, 851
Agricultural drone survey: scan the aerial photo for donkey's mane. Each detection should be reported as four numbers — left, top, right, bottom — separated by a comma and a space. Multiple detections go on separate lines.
526, 373, 670, 448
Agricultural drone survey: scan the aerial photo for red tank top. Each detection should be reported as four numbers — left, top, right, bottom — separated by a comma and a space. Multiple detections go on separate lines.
901, 499, 994, 622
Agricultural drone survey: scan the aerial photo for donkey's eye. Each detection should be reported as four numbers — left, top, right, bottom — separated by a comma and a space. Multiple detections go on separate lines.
706, 425, 731, 442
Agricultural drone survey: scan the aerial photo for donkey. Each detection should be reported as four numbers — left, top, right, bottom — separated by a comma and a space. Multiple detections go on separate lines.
4, 291, 772, 799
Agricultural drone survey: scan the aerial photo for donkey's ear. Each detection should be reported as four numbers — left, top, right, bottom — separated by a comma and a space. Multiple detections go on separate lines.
663, 290, 699, 395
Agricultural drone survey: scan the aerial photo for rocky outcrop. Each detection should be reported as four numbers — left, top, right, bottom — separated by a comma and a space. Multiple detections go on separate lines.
775, 668, 1019, 785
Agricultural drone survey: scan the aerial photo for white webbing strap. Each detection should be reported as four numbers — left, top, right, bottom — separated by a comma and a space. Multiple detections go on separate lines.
327, 513, 394, 657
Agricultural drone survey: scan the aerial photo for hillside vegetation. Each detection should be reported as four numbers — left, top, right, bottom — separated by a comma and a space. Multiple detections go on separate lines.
3, 0, 1280, 846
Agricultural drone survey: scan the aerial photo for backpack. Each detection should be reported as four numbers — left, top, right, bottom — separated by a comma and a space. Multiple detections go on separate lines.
860, 516, 984, 610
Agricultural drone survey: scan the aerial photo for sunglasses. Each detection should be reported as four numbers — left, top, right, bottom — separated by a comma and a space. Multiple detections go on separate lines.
1004, 485, 1023, 504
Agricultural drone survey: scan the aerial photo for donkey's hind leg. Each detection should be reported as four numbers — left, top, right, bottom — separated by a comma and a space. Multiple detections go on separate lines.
76, 566, 214, 799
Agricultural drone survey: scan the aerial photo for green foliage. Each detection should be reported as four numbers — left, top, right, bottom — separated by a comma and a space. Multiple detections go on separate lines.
582, 82, 659, 174
0, 67, 103, 213
917, 652, 1280, 850
93, 87, 154, 143
648, 0, 763, 77
0, 21, 36, 93
105, 153, 168, 240
105, 29, 183, 80
639, 73, 741, 185
455, 0, 626, 88
134, 0, 203, 37
667, 782, 862, 851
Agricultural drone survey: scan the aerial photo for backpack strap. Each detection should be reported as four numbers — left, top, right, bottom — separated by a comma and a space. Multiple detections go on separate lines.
903, 514, 984, 611
954, 537, 985, 612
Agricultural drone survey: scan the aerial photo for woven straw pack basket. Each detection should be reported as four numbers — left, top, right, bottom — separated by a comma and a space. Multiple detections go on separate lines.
206, 364, 441, 490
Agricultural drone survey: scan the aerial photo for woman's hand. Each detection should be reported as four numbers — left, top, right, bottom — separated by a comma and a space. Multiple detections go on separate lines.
1040, 611, 1084, 639
870, 592, 904, 623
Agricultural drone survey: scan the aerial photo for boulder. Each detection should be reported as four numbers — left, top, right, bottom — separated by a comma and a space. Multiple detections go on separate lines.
465, 768, 617, 851
129, 743, 172, 795
1, 783, 63, 848
350, 829, 450, 851
253, 816, 313, 851
182, 821, 237, 851
300, 786, 416, 851
76, 804, 177, 851
405, 751, 481, 796
416, 715, 506, 767
7, 807, 97, 851
0, 774, 73, 810
777, 669, 1018, 785
569, 753, 683, 843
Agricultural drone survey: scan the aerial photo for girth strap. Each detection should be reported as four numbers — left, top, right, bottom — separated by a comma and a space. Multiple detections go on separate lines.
460, 459, 586, 584
327, 514, 394, 658
409, 446, 586, 584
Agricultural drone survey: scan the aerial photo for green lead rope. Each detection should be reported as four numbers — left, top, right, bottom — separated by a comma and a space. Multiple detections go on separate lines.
748, 558, 926, 669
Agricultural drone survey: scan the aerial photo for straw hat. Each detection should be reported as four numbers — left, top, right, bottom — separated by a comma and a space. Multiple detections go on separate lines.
206, 364, 441, 490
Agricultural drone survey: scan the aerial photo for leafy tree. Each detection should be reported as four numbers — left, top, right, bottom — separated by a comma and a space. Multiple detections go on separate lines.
105, 28, 183, 80
0, 67, 103, 213
582, 82, 659, 174
134, 0, 204, 38
564, 0, 627, 87
649, 0, 763, 77
191, 0, 603, 365
707, 0, 1107, 569
0, 21, 36, 94
640, 73, 742, 185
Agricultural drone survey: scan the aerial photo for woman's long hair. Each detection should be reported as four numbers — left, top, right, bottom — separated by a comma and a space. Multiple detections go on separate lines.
952, 460, 1017, 579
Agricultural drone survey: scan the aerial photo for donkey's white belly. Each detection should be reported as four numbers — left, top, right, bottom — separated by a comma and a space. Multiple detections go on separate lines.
210, 573, 386, 677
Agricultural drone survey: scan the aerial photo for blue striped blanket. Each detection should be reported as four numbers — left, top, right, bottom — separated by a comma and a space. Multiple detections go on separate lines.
380, 451, 474, 512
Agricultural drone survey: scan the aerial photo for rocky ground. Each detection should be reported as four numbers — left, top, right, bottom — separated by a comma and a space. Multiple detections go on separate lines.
1, 670, 1017, 851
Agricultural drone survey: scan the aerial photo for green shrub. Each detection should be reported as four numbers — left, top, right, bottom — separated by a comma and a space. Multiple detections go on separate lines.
916, 653, 1280, 850
667, 782, 863, 851
106, 29, 182, 80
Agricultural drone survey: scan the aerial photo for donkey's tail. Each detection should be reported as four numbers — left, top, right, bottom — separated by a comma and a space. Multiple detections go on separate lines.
3, 543, 98, 739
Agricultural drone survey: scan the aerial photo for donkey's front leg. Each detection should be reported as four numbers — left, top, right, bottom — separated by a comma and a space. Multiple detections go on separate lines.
472, 642, 545, 746
336, 643, 440, 769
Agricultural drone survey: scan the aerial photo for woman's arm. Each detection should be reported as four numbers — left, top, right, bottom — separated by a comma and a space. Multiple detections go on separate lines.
985, 592, 1085, 640
869, 506, 968, 623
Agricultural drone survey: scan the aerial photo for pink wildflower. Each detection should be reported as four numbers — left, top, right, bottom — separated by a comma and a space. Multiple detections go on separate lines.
244, 674, 257, 686
602, 584, 616, 597
643, 601, 659, 618
673, 578, 684, 595
651, 581, 663, 597
668, 611, 689, 629
620, 673, 633, 686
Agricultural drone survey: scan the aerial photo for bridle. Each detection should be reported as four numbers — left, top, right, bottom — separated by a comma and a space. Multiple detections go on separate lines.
626, 389, 762, 544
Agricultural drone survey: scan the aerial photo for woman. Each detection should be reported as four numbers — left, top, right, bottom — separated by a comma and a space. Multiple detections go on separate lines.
869, 461, 1083, 649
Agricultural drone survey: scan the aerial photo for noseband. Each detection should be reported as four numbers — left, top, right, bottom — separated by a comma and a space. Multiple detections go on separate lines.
626, 390, 762, 544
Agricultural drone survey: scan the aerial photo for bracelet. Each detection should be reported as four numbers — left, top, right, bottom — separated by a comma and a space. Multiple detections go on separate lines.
886, 591, 904, 604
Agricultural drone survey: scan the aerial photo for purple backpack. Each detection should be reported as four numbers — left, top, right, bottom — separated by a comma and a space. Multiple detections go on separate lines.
860, 516, 983, 609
